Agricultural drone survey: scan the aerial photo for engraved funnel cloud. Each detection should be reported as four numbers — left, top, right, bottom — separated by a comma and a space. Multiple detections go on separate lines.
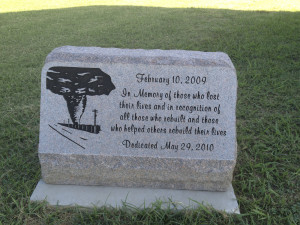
46, 66, 115, 125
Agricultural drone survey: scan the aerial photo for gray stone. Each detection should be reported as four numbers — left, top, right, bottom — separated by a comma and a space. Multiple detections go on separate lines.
38, 46, 237, 191
31, 180, 240, 213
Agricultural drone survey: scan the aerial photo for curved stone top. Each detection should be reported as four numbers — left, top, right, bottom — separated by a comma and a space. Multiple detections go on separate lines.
46, 46, 235, 69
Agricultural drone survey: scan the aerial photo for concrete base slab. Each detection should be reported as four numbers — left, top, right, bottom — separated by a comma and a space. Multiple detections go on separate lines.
30, 180, 239, 214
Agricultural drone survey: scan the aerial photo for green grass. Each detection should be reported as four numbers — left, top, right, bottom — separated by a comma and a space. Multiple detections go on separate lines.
0, 2, 299, 225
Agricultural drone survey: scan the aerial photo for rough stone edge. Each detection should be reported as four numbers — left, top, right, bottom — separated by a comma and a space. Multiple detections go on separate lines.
39, 153, 236, 191
30, 179, 240, 214
44, 46, 236, 69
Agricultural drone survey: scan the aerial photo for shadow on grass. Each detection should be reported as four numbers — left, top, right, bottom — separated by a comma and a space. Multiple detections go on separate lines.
0, 5, 299, 225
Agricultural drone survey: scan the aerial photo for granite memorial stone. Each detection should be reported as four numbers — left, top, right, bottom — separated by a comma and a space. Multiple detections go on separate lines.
31, 46, 238, 212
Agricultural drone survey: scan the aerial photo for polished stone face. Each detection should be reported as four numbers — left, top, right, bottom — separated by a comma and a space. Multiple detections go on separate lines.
39, 46, 237, 191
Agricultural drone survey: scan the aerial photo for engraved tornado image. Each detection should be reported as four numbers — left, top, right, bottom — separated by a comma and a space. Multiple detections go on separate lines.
46, 66, 115, 134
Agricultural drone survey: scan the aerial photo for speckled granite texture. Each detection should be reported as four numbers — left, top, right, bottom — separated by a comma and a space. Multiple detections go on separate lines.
38, 46, 238, 191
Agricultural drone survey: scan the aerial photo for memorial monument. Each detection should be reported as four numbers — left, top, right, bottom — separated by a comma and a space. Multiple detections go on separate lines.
31, 46, 239, 213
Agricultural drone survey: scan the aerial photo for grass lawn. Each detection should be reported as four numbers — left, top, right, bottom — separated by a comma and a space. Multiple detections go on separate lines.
0, 1, 299, 224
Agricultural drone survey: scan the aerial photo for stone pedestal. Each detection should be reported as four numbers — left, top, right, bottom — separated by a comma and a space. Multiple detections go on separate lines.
31, 180, 239, 213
